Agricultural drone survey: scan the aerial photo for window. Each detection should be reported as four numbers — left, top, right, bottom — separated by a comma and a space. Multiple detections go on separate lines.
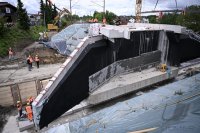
6, 7, 11, 13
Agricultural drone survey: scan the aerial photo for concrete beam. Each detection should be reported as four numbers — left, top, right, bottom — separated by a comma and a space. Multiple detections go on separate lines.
100, 23, 186, 39
87, 67, 178, 105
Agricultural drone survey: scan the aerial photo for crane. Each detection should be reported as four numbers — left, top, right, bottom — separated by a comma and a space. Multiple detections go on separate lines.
135, 0, 142, 23
44, 0, 71, 31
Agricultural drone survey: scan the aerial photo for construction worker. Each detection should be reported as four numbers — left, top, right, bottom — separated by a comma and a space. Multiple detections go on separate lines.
34, 55, 40, 68
17, 101, 22, 118
27, 96, 34, 108
29, 55, 33, 69
27, 56, 31, 71
25, 102, 33, 121
8, 47, 14, 61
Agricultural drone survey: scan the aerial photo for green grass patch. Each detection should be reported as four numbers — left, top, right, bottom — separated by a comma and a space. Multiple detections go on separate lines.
0, 26, 45, 57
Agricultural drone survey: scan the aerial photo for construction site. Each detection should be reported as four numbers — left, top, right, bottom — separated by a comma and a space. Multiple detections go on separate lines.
0, 0, 200, 133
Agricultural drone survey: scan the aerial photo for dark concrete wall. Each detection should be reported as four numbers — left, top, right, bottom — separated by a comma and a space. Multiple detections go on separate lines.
166, 32, 200, 66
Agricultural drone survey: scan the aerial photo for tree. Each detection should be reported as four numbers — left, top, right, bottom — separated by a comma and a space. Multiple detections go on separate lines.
184, 5, 200, 32
147, 15, 157, 24
93, 10, 117, 24
43, 0, 53, 25
159, 13, 178, 25
52, 4, 58, 19
156, 5, 200, 33
0, 17, 5, 35
40, 0, 44, 19
17, 0, 30, 30
105, 10, 117, 24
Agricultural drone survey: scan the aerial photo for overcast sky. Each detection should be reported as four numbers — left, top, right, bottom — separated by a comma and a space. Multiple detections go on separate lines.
1, 0, 200, 16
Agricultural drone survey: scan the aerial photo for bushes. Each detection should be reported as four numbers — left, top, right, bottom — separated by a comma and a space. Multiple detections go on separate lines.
0, 26, 46, 57
0, 17, 5, 35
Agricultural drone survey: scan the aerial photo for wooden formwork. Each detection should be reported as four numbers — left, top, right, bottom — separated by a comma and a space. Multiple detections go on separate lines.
0, 78, 50, 106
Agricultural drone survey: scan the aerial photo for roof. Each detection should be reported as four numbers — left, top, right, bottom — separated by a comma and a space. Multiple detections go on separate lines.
0, 2, 17, 10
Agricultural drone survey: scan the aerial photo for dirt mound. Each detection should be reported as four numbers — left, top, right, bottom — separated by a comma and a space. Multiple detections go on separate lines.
22, 45, 67, 64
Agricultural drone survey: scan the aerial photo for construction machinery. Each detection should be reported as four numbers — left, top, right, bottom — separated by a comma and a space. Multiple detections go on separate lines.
47, 8, 71, 31
45, 0, 71, 31
39, 31, 48, 43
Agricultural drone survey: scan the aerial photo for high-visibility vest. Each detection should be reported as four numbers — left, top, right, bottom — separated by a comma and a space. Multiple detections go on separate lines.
30, 57, 33, 63
26, 106, 32, 114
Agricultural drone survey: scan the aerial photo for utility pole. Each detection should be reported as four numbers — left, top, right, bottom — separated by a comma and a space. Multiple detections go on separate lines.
135, 0, 142, 23
70, 0, 72, 14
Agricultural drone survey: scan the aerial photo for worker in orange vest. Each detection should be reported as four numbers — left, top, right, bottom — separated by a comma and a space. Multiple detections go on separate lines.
17, 101, 22, 118
8, 47, 14, 61
27, 96, 34, 107
25, 102, 33, 121
34, 55, 40, 68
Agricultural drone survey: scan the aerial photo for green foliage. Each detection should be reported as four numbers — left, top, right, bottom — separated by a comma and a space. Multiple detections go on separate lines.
81, 15, 93, 21
53, 5, 58, 19
184, 5, 200, 32
147, 15, 157, 24
158, 5, 200, 32
93, 11, 103, 21
105, 10, 117, 24
40, 0, 44, 23
44, 2, 53, 25
159, 13, 178, 25
0, 26, 45, 57
93, 10, 117, 24
0, 17, 6, 35
17, 0, 30, 30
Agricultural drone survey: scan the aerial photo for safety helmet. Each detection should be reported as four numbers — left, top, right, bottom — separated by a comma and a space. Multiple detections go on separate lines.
17, 101, 20, 104
27, 102, 30, 105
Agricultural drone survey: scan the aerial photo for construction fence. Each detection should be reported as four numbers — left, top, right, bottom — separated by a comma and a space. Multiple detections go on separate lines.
0, 78, 50, 106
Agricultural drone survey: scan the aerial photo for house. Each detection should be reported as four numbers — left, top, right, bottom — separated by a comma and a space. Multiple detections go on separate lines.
28, 13, 41, 26
0, 2, 17, 23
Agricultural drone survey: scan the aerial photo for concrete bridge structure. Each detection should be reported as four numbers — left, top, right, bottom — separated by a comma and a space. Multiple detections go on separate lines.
32, 23, 200, 129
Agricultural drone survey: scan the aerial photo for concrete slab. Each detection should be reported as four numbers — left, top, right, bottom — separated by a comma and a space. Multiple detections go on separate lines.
0, 63, 62, 86
87, 67, 178, 105
2, 116, 28, 133
18, 119, 34, 132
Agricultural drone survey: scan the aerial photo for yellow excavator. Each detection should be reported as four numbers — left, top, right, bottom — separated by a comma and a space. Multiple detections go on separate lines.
48, 8, 71, 31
